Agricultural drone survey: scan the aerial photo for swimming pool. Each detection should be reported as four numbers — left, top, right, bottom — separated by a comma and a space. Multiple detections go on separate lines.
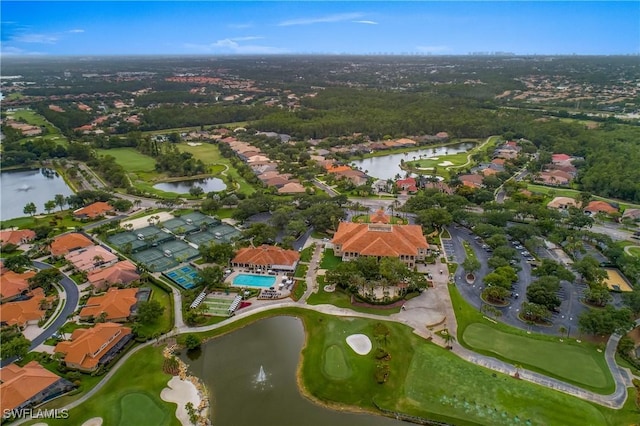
232, 274, 277, 288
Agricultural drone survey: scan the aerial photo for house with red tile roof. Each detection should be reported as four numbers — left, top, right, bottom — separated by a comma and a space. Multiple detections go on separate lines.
0, 270, 36, 302
458, 174, 484, 188
369, 209, 390, 224
547, 197, 580, 211
0, 288, 48, 329
0, 229, 36, 247
231, 245, 300, 272
79, 288, 139, 322
551, 153, 572, 163
54, 323, 133, 372
584, 201, 618, 216
332, 223, 428, 268
87, 261, 140, 291
396, 177, 418, 193
278, 182, 307, 194
0, 361, 75, 414
73, 201, 114, 219
335, 169, 369, 186
325, 164, 352, 174
65, 245, 118, 273
50, 233, 93, 257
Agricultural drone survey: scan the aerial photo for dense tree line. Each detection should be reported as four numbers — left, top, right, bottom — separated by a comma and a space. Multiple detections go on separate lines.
139, 104, 271, 131
34, 103, 92, 135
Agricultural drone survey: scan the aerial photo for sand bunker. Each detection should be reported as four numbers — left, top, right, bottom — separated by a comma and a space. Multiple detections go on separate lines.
120, 211, 174, 230
187, 142, 202, 146
161, 376, 201, 426
438, 161, 454, 166
81, 418, 103, 426
346, 334, 372, 355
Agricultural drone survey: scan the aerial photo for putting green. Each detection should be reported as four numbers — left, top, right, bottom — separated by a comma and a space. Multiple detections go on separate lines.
323, 344, 352, 380
462, 323, 612, 390
118, 392, 168, 426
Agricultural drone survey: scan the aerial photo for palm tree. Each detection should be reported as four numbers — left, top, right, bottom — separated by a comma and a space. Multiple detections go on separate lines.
442, 329, 456, 349
558, 325, 568, 338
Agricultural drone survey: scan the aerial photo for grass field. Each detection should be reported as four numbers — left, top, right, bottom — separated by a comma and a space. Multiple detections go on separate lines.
324, 344, 352, 380
95, 148, 157, 172
463, 323, 613, 391
7, 109, 69, 146
626, 246, 640, 257
299, 312, 636, 426
320, 249, 342, 269
526, 184, 640, 210
134, 283, 174, 338
449, 286, 614, 394
307, 277, 401, 316
31, 345, 179, 426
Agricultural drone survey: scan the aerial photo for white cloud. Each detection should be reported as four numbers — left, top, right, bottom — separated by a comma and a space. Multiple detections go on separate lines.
228, 23, 253, 29
0, 45, 45, 55
15, 33, 60, 44
352, 20, 378, 25
416, 45, 450, 53
68, 29, 85, 33
184, 37, 288, 54
278, 12, 364, 26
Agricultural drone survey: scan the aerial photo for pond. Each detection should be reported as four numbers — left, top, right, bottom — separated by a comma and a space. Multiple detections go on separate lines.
183, 316, 402, 426
351, 142, 476, 180
0, 168, 74, 221
152, 177, 226, 194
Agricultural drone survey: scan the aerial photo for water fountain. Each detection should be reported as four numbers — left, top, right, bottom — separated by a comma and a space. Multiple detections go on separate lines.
257, 365, 266, 383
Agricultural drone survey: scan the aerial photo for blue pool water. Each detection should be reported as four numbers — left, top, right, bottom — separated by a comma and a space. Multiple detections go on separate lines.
232, 274, 277, 288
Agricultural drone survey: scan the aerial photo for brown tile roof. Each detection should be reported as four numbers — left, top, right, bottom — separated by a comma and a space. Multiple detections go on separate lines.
0, 361, 63, 412
277, 182, 306, 194
584, 201, 618, 215
458, 174, 484, 188
87, 261, 139, 291
547, 196, 579, 210
0, 270, 36, 301
50, 233, 93, 257
232, 245, 300, 268
326, 164, 352, 173
332, 223, 428, 257
64, 245, 118, 272
54, 323, 132, 371
0, 229, 36, 246
369, 209, 390, 224
79, 288, 138, 321
0, 288, 46, 327
73, 201, 113, 219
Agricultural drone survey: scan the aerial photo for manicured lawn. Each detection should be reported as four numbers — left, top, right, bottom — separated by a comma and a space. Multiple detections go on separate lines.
291, 279, 306, 301
8, 109, 69, 146
323, 344, 352, 379
95, 148, 157, 172
299, 244, 315, 262
307, 278, 400, 316
527, 184, 640, 210
0, 213, 87, 230
32, 346, 180, 426
299, 312, 630, 426
449, 286, 614, 394
320, 249, 342, 269
463, 323, 612, 391
134, 283, 174, 338
627, 246, 640, 257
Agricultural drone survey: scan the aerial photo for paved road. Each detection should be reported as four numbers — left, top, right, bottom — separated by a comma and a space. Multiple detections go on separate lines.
0, 261, 80, 368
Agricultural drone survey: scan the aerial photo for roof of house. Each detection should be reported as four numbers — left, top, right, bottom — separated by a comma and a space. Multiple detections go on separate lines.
552, 153, 572, 162
79, 288, 138, 320
73, 202, 113, 219
584, 200, 618, 214
0, 229, 36, 246
278, 182, 306, 194
332, 223, 428, 258
87, 261, 139, 288
622, 208, 640, 220
482, 168, 499, 176
0, 270, 36, 301
458, 174, 484, 187
65, 245, 118, 272
546, 197, 580, 209
0, 288, 46, 327
369, 209, 390, 224
0, 361, 63, 412
50, 233, 93, 257
54, 323, 132, 371
232, 245, 300, 267
325, 164, 352, 174
491, 158, 506, 166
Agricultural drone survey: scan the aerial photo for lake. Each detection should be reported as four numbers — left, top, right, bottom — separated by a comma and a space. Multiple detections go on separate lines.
351, 142, 476, 180
152, 177, 226, 194
0, 169, 74, 221
183, 316, 403, 426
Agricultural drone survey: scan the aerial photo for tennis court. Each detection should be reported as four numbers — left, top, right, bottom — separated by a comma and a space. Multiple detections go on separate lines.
164, 265, 200, 289
107, 232, 148, 252
159, 240, 200, 262
604, 268, 634, 292
185, 230, 219, 246
132, 249, 178, 272
135, 226, 174, 243
207, 224, 241, 242
181, 212, 220, 227
162, 218, 199, 235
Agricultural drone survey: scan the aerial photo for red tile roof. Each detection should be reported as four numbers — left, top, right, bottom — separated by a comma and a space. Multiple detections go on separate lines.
584, 201, 618, 215
369, 209, 390, 224
0, 229, 36, 247
73, 201, 113, 219
232, 245, 300, 268
0, 270, 36, 301
79, 288, 138, 321
0, 288, 47, 327
54, 323, 132, 371
326, 164, 352, 173
50, 233, 93, 257
87, 261, 139, 291
552, 153, 572, 162
332, 223, 428, 258
0, 361, 63, 412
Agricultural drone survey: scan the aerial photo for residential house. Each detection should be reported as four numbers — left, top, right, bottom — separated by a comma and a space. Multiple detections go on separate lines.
372, 179, 391, 193
536, 170, 571, 186
551, 153, 573, 165
331, 223, 428, 268
0, 270, 36, 303
73, 201, 114, 219
50, 233, 93, 257
79, 288, 139, 322
0, 361, 75, 414
0, 229, 36, 247
87, 261, 140, 291
278, 182, 307, 194
458, 174, 484, 189
0, 288, 48, 329
65, 245, 118, 273
335, 169, 369, 186
231, 245, 300, 272
621, 208, 640, 222
547, 197, 580, 211
54, 323, 133, 373
396, 177, 418, 193
584, 201, 618, 216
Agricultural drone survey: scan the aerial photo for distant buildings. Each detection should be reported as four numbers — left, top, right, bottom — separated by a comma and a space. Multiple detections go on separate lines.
231, 245, 300, 272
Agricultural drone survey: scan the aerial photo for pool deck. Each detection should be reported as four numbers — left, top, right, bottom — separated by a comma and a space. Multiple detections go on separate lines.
226, 270, 293, 299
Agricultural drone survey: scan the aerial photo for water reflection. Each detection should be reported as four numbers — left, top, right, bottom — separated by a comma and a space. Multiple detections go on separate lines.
152, 177, 226, 194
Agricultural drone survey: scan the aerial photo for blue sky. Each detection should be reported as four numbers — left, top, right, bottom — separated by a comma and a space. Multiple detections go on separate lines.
1, 1, 638, 56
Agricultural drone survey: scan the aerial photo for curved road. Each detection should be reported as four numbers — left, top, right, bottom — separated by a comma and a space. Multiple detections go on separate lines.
0, 261, 80, 368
